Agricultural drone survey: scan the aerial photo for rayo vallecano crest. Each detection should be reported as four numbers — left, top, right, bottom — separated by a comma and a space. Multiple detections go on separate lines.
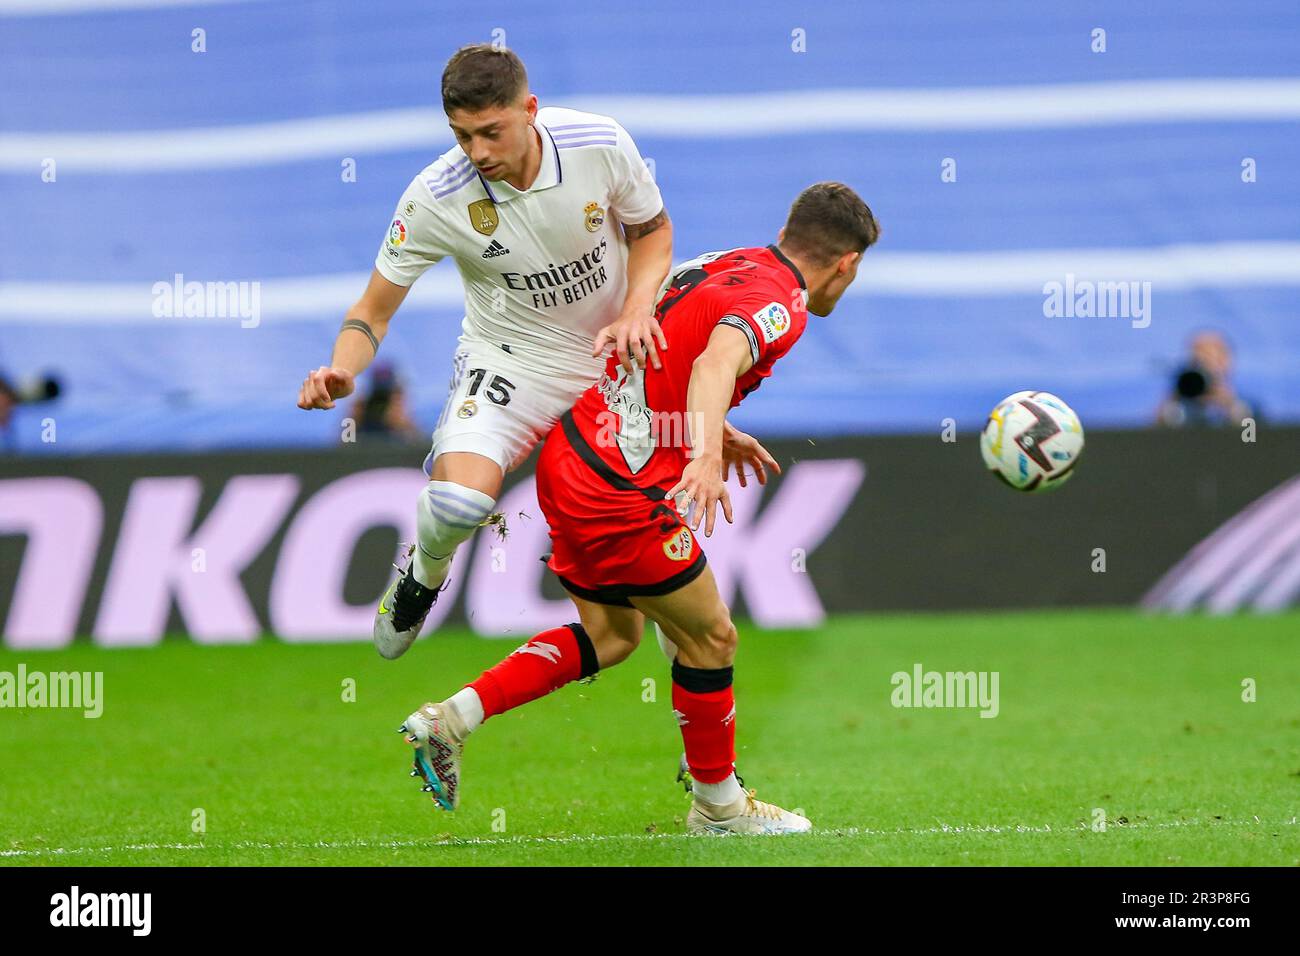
663, 528, 694, 562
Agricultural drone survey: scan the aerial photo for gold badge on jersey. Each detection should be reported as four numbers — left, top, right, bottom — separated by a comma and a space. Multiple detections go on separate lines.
468, 199, 499, 236
584, 201, 605, 233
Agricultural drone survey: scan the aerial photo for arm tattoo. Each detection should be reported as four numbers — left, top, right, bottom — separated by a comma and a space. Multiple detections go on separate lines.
623, 208, 670, 242
340, 318, 379, 353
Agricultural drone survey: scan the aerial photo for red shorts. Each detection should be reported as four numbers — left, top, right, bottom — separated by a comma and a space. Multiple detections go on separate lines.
534, 412, 707, 607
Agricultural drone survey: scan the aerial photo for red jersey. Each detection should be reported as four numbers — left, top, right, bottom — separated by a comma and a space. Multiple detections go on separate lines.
564, 244, 809, 491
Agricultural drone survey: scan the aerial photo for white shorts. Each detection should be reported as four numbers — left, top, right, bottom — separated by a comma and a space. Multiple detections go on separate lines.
423, 340, 598, 475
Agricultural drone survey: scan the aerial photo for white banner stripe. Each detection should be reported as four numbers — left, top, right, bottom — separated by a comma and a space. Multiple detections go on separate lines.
3, 79, 1300, 172
2, 242, 1298, 324
853, 242, 1300, 294
0, 0, 260, 16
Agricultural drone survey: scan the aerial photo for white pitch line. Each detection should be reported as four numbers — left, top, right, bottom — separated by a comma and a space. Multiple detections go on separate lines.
2, 817, 1290, 859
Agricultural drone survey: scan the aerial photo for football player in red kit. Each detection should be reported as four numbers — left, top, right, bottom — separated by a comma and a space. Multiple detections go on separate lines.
400, 182, 880, 833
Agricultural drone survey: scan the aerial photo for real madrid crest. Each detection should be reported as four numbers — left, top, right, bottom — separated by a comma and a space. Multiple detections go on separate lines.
457, 399, 478, 419
583, 201, 605, 233
468, 199, 499, 236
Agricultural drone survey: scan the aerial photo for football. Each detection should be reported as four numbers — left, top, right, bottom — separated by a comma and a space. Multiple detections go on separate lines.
980, 390, 1085, 493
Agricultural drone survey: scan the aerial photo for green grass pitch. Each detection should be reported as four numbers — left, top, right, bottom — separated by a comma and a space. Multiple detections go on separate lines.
1, 610, 1297, 866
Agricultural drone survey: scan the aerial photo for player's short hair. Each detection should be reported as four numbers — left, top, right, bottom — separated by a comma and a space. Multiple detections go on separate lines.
781, 182, 881, 266
441, 44, 529, 114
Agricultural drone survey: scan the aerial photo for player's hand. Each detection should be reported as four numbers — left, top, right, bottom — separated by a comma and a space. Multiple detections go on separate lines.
666, 455, 733, 538
297, 366, 355, 410
721, 424, 782, 488
592, 309, 668, 374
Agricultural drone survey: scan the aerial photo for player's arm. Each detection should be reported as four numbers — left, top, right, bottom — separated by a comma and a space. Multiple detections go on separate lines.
593, 208, 674, 373
592, 119, 674, 373
297, 269, 410, 410
665, 323, 754, 536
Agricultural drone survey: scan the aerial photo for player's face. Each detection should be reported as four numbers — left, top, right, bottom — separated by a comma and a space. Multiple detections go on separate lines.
808, 251, 862, 316
447, 94, 538, 182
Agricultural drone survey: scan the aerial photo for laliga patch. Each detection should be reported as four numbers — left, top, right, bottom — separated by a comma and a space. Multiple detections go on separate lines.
752, 302, 791, 343
382, 217, 403, 261
663, 528, 694, 562
388, 218, 407, 247
385, 217, 407, 261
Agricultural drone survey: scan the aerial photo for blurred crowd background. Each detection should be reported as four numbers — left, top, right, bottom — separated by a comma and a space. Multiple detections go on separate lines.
1, 0, 1298, 455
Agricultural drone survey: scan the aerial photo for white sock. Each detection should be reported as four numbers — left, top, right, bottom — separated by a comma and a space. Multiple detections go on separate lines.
692, 772, 743, 808
413, 480, 496, 588
447, 687, 485, 738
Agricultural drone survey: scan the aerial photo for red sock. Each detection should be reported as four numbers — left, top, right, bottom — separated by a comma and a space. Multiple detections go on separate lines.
469, 623, 598, 720
671, 661, 736, 784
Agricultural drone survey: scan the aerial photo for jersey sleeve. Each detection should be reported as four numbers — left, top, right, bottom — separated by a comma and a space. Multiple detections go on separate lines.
717, 293, 802, 368
373, 176, 449, 287
607, 121, 664, 226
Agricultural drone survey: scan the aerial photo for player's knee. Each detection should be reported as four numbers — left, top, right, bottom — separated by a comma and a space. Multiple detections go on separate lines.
417, 480, 496, 552
694, 614, 737, 668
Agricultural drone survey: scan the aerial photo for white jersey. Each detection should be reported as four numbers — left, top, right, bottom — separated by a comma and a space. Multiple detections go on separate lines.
375, 106, 663, 380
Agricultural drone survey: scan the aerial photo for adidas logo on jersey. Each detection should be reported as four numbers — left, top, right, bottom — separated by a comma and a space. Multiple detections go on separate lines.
481, 240, 510, 259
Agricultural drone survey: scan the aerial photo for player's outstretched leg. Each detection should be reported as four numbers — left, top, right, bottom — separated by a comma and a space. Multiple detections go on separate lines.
400, 600, 643, 811
633, 566, 811, 835
374, 453, 501, 659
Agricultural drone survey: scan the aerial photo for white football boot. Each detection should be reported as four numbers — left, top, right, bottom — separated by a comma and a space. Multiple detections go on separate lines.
373, 545, 446, 660
686, 790, 813, 835
400, 701, 467, 812
678, 755, 811, 835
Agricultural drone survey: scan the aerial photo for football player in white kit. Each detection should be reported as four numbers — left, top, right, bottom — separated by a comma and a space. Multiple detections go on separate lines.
297, 44, 673, 658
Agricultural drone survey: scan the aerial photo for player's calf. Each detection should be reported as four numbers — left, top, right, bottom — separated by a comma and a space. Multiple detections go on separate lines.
413, 479, 496, 589
630, 571, 760, 828
372, 479, 496, 660
470, 622, 600, 716
670, 658, 811, 834
670, 657, 744, 801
